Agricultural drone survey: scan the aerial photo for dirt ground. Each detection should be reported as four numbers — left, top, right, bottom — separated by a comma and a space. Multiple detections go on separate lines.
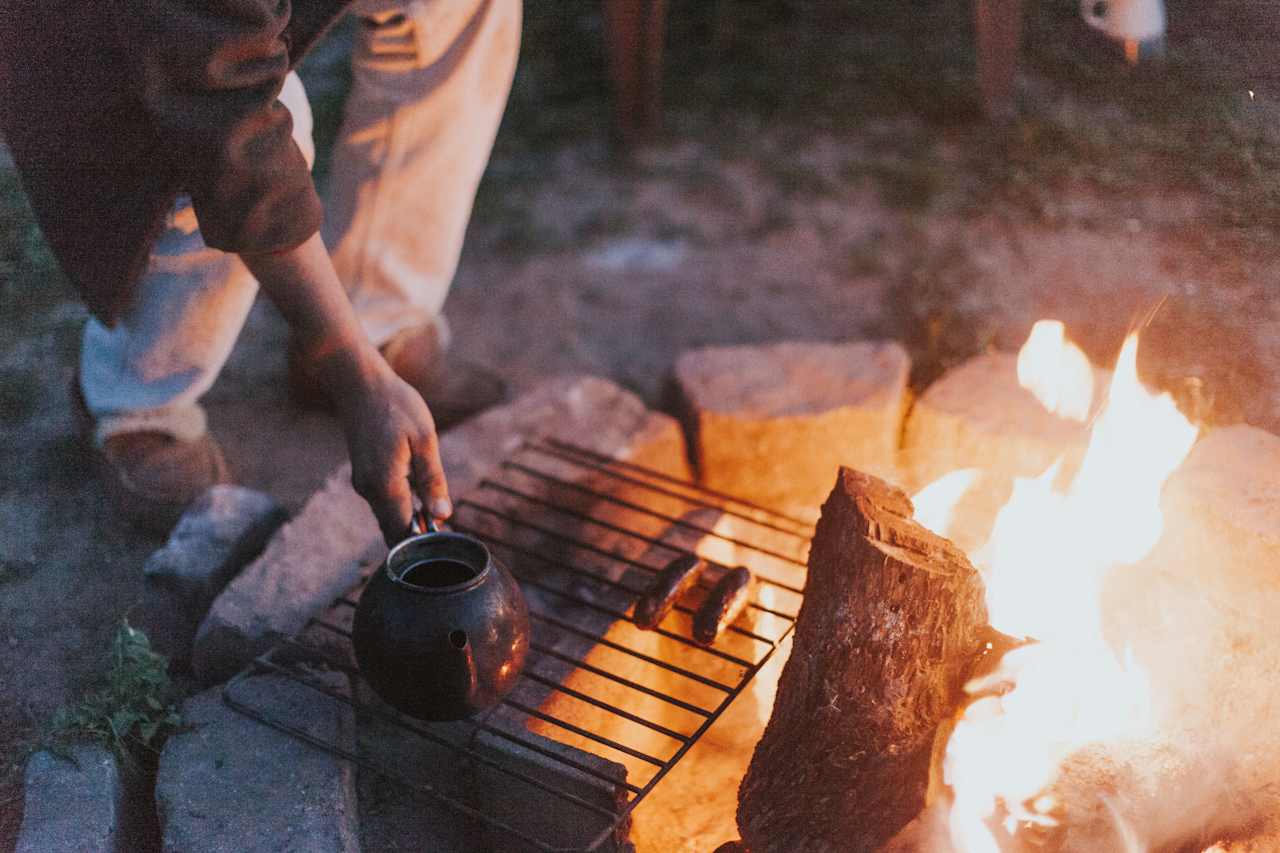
2, 1, 1279, 848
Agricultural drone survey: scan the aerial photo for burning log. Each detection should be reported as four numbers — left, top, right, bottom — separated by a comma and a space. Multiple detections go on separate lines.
737, 468, 990, 853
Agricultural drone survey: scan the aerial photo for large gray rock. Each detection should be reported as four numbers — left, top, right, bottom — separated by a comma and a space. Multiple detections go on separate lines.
156, 672, 359, 853
190, 466, 385, 685
16, 745, 127, 853
674, 340, 910, 518
192, 375, 689, 684
140, 486, 286, 668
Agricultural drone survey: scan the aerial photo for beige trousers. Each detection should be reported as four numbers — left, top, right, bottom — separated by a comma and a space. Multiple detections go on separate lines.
80, 0, 521, 443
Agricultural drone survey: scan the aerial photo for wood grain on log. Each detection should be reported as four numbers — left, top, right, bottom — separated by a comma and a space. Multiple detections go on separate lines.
737, 468, 989, 853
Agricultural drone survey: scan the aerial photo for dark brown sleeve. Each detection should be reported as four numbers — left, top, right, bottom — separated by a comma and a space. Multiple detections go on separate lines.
120, 0, 322, 254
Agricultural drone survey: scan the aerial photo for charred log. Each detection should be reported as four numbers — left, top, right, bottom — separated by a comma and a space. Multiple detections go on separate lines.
737, 468, 990, 853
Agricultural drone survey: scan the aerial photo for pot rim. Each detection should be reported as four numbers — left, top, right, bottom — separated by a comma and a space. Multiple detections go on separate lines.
384, 530, 492, 594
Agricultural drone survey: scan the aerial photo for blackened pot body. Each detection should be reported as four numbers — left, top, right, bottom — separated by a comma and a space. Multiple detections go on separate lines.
352, 531, 529, 721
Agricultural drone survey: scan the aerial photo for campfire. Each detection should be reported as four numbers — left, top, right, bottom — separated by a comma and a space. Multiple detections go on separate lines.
735, 320, 1276, 853
931, 321, 1197, 851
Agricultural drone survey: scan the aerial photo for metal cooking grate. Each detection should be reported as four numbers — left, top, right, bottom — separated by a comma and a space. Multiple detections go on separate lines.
223, 439, 813, 852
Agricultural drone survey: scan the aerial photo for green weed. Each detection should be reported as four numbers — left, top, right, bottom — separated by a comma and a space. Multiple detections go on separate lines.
38, 621, 182, 768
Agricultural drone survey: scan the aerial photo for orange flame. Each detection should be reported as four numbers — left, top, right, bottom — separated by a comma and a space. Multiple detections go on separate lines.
929, 325, 1199, 851
1015, 320, 1095, 423
912, 469, 979, 541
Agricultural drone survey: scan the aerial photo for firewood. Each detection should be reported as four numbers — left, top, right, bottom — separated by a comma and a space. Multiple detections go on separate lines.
737, 468, 990, 853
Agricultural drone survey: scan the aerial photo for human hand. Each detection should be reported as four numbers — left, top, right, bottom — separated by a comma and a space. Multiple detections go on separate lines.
329, 347, 452, 546
239, 233, 451, 544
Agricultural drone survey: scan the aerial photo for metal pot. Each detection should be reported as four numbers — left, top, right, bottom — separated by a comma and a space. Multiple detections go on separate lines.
352, 517, 530, 721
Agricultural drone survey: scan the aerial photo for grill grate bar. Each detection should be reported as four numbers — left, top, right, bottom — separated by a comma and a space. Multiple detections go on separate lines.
259, 640, 644, 801
526, 611, 740, 692
308, 606, 739, 699
230, 652, 627, 824
464, 718, 644, 798
500, 460, 811, 568
527, 639, 716, 717
453, 500, 804, 598
519, 671, 690, 744
224, 675, 562, 853
502, 698, 669, 768
295, 620, 718, 765
510, 571, 758, 669
466, 527, 784, 644
477, 479, 811, 574
270, 631, 667, 797
531, 439, 815, 536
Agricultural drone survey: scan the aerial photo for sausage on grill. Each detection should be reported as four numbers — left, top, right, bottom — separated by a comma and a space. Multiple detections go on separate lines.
634, 553, 707, 630
692, 567, 753, 646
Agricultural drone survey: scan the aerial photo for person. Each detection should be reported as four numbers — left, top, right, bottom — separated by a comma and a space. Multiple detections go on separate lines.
0, 0, 522, 544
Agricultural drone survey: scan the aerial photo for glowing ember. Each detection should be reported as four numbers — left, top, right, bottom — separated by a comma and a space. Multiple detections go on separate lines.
1015, 319, 1095, 423
917, 324, 1199, 852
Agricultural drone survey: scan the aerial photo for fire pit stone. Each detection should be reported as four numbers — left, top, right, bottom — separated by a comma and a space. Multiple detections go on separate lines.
674, 340, 909, 517
138, 485, 286, 670
16, 744, 128, 853
155, 672, 359, 853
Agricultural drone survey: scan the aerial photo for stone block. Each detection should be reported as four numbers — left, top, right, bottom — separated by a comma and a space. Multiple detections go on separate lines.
156, 672, 358, 853
674, 340, 910, 519
16, 745, 126, 853
190, 466, 385, 686
139, 486, 286, 668
192, 375, 690, 684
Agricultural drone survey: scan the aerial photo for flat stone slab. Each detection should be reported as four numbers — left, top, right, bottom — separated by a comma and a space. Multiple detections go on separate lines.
140, 486, 286, 668
675, 340, 910, 518
193, 375, 689, 684
16, 745, 126, 853
156, 672, 359, 853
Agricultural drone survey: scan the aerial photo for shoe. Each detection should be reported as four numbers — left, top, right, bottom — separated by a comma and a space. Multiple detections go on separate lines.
289, 323, 508, 431
72, 381, 232, 534
99, 432, 232, 534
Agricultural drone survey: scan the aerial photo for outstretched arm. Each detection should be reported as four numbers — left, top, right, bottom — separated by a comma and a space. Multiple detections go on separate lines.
117, 0, 449, 540
243, 234, 452, 544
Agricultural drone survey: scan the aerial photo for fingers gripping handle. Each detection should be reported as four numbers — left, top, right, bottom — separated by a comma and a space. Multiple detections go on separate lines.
411, 510, 439, 536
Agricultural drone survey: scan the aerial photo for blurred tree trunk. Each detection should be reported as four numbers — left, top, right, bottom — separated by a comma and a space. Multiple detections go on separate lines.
603, 0, 668, 145
974, 0, 1024, 121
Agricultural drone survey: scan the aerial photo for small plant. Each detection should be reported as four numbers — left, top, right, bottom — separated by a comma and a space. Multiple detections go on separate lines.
39, 621, 182, 767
